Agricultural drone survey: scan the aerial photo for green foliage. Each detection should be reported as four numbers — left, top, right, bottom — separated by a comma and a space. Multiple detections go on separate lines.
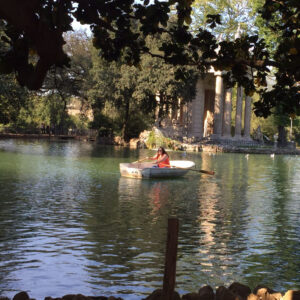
252, 113, 277, 139
118, 111, 152, 141
292, 117, 300, 145
192, 0, 299, 119
0, 2, 298, 141
88, 29, 197, 142
250, 0, 280, 53
192, 0, 256, 39
13, 31, 94, 134
145, 129, 182, 150
0, 74, 28, 124
146, 130, 170, 149
146, 131, 157, 149
10, 93, 65, 131
45, 94, 68, 126
88, 52, 142, 141
253, 0, 299, 119
0, 0, 298, 123
89, 110, 115, 137
69, 115, 89, 130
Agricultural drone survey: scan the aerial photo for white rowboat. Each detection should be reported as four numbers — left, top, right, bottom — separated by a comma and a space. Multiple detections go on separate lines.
120, 160, 195, 179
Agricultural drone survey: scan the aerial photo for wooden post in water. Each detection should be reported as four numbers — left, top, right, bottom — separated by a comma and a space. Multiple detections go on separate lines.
162, 218, 179, 300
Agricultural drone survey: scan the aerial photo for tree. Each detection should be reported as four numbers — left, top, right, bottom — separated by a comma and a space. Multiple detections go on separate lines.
250, 0, 280, 52
40, 30, 93, 133
137, 33, 197, 124
191, 0, 299, 145
191, 0, 256, 38
0, 74, 28, 125
0, 0, 192, 89
251, 0, 300, 144
252, 0, 299, 117
0, 24, 28, 124
88, 48, 154, 142
1, 30, 94, 133
0, 0, 298, 119
88, 30, 198, 142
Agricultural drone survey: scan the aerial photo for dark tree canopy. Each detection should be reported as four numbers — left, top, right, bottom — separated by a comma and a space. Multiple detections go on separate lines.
0, 0, 299, 117
0, 0, 192, 89
253, 0, 300, 118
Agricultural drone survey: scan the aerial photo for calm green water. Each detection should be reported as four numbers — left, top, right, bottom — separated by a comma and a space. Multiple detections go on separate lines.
0, 139, 299, 299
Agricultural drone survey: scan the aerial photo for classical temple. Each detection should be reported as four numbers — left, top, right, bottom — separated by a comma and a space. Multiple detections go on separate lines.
157, 69, 253, 143
157, 25, 254, 143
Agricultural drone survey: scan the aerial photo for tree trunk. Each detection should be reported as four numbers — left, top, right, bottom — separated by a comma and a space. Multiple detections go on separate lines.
57, 97, 67, 135
277, 125, 287, 147
122, 98, 130, 142
158, 94, 165, 128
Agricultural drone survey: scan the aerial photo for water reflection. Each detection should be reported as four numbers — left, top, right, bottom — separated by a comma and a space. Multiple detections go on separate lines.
175, 153, 252, 292
149, 182, 170, 215
0, 141, 300, 299
75, 177, 172, 297
243, 155, 300, 288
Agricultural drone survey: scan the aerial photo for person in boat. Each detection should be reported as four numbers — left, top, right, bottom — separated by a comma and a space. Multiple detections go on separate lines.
148, 147, 171, 168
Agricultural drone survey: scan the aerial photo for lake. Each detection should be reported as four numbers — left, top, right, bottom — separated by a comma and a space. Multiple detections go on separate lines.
0, 139, 299, 299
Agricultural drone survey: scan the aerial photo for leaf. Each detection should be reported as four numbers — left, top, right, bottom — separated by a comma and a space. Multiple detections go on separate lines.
247, 90, 255, 97
184, 15, 192, 25
289, 48, 298, 55
29, 48, 37, 56
0, 59, 14, 74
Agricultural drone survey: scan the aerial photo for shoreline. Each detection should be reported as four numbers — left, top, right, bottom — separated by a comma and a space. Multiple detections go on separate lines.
0, 133, 93, 142
197, 143, 300, 155
0, 133, 299, 155
3, 284, 300, 300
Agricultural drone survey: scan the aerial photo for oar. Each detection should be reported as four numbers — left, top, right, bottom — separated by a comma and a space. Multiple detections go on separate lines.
192, 169, 215, 175
132, 157, 149, 163
172, 166, 215, 175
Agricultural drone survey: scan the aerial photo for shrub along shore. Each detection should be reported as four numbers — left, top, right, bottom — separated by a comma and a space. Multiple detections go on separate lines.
2, 283, 300, 300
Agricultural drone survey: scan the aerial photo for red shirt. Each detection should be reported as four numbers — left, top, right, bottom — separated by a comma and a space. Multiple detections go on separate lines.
155, 154, 170, 168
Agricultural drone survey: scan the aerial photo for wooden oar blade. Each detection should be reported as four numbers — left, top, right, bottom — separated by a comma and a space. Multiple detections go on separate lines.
173, 165, 215, 175
132, 157, 148, 163
199, 169, 215, 175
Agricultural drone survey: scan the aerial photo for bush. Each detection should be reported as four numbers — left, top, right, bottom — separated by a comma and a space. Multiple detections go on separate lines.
89, 113, 115, 137
145, 129, 181, 150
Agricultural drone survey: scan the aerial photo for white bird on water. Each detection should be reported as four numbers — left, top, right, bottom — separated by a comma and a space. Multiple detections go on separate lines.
245, 154, 249, 159
270, 153, 275, 158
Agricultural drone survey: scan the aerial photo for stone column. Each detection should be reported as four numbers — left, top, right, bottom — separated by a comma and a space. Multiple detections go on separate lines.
243, 95, 252, 140
191, 79, 205, 139
222, 88, 232, 138
234, 86, 243, 139
212, 72, 224, 139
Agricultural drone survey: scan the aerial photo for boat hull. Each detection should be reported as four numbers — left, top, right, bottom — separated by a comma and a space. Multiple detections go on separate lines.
119, 161, 195, 179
